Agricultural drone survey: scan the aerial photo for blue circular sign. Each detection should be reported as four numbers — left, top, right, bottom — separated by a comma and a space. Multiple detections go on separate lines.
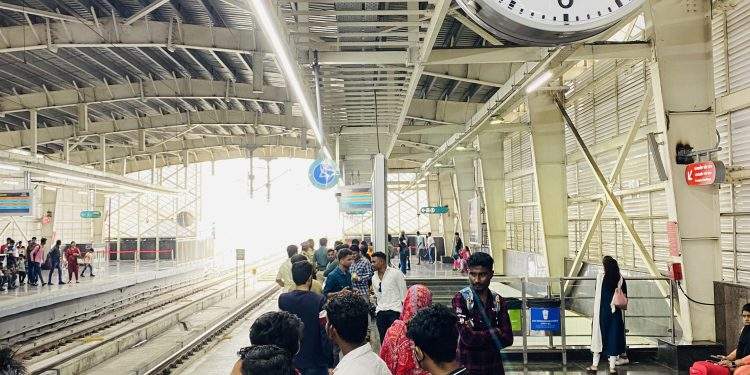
308, 159, 338, 189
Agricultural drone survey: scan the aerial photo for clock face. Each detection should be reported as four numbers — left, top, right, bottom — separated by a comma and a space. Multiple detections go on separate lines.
456, 0, 645, 45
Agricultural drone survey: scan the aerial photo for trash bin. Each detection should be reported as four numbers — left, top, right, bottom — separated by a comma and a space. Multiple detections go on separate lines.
505, 298, 523, 334
527, 298, 562, 333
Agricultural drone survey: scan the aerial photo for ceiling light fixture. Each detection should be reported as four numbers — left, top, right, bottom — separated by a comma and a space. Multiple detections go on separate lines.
525, 70, 554, 94
248, 0, 333, 162
47, 172, 115, 187
0, 164, 20, 171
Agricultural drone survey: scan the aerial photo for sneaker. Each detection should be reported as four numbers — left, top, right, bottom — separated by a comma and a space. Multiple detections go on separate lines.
90, 274, 95, 277
615, 358, 630, 366
81, 274, 85, 277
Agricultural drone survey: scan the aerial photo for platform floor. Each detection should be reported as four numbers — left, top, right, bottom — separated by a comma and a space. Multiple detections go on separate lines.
0, 260, 210, 318
181, 290, 676, 375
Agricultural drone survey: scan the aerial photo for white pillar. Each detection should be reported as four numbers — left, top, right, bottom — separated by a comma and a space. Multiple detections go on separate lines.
426, 175, 441, 235
372, 154, 388, 254
438, 169, 458, 256
77, 103, 89, 132
528, 92, 569, 278
452, 154, 476, 246
30, 110, 38, 156
478, 135, 507, 275
99, 134, 106, 172
649, 0, 719, 342
63, 138, 70, 164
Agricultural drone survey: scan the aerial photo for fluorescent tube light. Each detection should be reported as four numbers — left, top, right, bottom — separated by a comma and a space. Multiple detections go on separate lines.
249, 0, 330, 158
525, 70, 554, 93
0, 164, 20, 171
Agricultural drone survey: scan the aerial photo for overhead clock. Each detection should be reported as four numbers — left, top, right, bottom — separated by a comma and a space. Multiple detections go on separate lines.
455, 0, 646, 46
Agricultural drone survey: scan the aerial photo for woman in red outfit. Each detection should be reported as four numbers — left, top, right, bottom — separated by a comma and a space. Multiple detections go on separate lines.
379, 284, 433, 375
65, 241, 81, 284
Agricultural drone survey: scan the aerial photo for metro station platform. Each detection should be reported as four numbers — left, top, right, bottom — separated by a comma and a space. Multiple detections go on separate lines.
0, 260, 211, 319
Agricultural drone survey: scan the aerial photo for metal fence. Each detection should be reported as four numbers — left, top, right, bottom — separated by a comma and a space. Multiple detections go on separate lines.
491, 276, 676, 365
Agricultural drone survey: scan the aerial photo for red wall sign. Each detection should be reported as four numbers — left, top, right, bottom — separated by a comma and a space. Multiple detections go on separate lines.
685, 161, 725, 186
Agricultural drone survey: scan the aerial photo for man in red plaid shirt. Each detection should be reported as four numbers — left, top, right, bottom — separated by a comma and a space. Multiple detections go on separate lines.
451, 252, 513, 374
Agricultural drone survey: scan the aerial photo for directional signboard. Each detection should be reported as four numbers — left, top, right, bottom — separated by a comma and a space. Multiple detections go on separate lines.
420, 206, 449, 214
0, 190, 33, 216
685, 161, 725, 186
80, 210, 102, 219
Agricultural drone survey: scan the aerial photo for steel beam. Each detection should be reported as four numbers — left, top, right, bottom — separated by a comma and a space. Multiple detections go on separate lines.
0, 109, 305, 149
563, 86, 653, 294
385, 0, 451, 156
123, 0, 171, 25
555, 95, 672, 306
0, 78, 290, 114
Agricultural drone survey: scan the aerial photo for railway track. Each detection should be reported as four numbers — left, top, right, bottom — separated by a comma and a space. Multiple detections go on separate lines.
14, 257, 282, 375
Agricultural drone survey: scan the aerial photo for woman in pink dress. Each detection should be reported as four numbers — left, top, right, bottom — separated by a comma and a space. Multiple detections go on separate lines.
453, 246, 471, 273
379, 284, 433, 375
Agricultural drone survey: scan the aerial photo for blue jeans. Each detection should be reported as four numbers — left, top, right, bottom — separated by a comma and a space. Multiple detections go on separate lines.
300, 368, 328, 375
48, 262, 63, 284
399, 253, 408, 274
428, 246, 435, 263
29, 262, 41, 284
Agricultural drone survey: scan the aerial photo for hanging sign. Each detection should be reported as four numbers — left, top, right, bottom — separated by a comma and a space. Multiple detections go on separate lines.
420, 206, 449, 214
339, 184, 372, 213
80, 210, 102, 219
308, 159, 338, 189
685, 161, 725, 186
0, 190, 33, 216
236, 248, 245, 261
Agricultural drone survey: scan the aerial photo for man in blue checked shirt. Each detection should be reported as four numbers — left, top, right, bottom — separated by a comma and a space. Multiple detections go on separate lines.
349, 246, 374, 298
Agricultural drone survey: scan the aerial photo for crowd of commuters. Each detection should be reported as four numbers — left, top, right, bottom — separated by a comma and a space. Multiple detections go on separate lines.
0, 236, 95, 290
260, 235, 515, 375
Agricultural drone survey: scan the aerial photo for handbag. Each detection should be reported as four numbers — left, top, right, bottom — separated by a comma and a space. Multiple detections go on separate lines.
613, 277, 628, 310
689, 361, 730, 375
41, 254, 52, 270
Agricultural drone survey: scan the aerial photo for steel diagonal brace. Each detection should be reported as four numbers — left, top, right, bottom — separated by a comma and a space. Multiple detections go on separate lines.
563, 86, 652, 294
554, 95, 673, 307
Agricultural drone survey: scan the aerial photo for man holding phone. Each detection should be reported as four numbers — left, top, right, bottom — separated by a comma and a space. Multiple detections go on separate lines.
323, 249, 355, 299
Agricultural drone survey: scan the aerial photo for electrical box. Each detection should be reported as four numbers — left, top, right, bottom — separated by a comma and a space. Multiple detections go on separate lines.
668, 262, 683, 281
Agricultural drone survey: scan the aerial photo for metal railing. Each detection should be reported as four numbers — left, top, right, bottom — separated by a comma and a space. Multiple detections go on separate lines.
488, 275, 676, 366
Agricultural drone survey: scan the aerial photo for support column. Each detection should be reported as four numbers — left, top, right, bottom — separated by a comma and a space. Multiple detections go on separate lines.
40, 187, 58, 241
63, 138, 70, 164
426, 175, 441, 235
77, 103, 89, 132
438, 169, 458, 256
92, 192, 107, 244
99, 134, 106, 172
649, 0, 719, 342
478, 135, 507, 275
372, 154, 388, 254
452, 154, 476, 246
528, 92, 569, 278
30, 110, 38, 156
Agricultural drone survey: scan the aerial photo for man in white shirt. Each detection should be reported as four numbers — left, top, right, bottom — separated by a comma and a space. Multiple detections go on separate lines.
325, 293, 392, 375
275, 244, 298, 291
426, 232, 436, 264
370, 251, 407, 343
